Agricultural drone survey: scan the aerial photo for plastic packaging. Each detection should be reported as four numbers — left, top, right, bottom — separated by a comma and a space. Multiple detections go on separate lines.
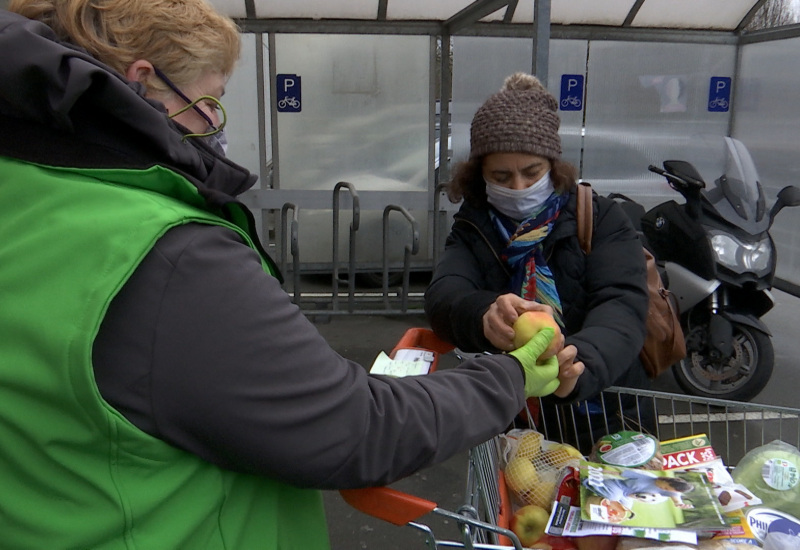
500, 428, 583, 510
588, 431, 663, 469
732, 440, 800, 518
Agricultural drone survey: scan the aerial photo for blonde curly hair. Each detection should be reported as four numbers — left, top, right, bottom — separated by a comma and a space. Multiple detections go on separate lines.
9, 0, 241, 94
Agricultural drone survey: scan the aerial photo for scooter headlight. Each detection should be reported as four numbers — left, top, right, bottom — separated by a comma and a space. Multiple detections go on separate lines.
709, 231, 772, 273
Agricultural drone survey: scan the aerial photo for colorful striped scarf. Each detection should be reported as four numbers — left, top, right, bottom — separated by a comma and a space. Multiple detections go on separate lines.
490, 190, 570, 326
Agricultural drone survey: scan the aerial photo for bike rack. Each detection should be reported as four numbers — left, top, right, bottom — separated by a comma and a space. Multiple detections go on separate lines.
267, 182, 430, 317
331, 181, 360, 312
279, 202, 300, 304
382, 205, 419, 312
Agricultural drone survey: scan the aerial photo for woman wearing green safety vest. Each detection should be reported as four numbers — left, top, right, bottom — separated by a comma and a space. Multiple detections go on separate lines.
0, 1, 581, 548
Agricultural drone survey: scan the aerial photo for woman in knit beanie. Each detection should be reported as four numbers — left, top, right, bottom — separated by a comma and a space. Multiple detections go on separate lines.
424, 72, 654, 451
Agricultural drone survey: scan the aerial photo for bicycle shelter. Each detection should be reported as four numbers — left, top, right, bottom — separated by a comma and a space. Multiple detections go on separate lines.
18, 0, 797, 312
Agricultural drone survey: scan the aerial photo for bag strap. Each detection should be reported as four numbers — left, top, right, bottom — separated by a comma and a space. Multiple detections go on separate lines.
576, 182, 593, 255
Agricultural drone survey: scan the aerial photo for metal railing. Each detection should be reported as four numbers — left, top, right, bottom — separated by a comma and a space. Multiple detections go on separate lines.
331, 181, 360, 312
382, 204, 420, 312
279, 202, 300, 303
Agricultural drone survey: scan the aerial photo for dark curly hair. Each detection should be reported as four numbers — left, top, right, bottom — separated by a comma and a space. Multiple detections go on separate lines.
445, 156, 578, 205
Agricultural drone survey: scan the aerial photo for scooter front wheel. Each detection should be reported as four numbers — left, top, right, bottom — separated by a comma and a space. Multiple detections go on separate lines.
673, 322, 774, 402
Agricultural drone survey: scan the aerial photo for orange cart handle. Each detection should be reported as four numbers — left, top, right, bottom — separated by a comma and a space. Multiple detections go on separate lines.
390, 327, 455, 356
339, 486, 437, 526
389, 327, 454, 374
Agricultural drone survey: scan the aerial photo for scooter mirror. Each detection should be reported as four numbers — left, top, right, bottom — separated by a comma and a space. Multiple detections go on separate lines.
769, 185, 800, 225
663, 160, 705, 188
777, 185, 800, 207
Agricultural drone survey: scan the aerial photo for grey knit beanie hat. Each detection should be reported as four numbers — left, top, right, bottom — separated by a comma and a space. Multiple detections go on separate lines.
469, 72, 562, 160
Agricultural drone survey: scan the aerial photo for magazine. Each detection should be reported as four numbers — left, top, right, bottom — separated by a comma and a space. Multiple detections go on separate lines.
660, 433, 762, 513
547, 467, 699, 545
578, 459, 730, 531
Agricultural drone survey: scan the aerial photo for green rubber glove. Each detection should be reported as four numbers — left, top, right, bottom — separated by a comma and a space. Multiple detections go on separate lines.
509, 327, 560, 398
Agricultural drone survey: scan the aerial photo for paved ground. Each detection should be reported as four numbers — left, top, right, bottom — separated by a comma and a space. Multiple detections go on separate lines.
311, 288, 800, 549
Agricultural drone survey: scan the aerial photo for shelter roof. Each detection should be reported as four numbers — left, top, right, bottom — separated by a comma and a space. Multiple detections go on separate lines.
210, 0, 771, 36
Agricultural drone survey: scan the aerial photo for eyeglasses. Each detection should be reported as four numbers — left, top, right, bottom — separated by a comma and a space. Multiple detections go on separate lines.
153, 66, 226, 138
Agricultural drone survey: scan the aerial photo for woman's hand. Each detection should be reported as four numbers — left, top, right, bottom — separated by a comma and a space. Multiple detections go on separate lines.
482, 293, 562, 352
553, 344, 585, 398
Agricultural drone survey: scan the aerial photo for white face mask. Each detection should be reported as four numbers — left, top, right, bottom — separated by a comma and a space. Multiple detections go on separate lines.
203, 127, 228, 157
485, 170, 554, 220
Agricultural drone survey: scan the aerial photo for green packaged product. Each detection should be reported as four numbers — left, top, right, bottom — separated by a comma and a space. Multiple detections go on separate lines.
732, 440, 800, 519
588, 431, 663, 470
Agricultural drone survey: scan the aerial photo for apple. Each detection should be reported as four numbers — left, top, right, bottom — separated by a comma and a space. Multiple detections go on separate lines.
510, 504, 550, 547
516, 430, 544, 460
541, 443, 584, 469
504, 456, 540, 505
529, 468, 559, 509
512, 311, 563, 359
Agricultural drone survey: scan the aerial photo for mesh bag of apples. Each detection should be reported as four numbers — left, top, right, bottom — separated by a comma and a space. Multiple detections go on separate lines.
501, 428, 584, 509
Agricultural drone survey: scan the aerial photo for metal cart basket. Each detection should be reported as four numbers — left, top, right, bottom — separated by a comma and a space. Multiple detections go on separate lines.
342, 330, 800, 548
465, 386, 800, 548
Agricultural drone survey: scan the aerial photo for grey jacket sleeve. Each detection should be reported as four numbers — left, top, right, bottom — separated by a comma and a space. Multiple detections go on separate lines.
93, 224, 525, 490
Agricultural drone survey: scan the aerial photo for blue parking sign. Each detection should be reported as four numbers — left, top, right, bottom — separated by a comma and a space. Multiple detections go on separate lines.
277, 74, 301, 113
560, 74, 584, 111
708, 76, 731, 112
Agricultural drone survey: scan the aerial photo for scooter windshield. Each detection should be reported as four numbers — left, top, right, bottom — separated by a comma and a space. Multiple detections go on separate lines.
678, 135, 769, 234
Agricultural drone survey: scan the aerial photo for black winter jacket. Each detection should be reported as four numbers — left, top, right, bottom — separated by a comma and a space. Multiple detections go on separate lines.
425, 190, 652, 403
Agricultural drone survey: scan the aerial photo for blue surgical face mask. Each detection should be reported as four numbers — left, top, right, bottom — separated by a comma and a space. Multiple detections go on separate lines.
485, 170, 554, 220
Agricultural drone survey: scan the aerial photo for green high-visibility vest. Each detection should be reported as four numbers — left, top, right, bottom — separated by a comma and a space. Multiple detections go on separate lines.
0, 157, 330, 549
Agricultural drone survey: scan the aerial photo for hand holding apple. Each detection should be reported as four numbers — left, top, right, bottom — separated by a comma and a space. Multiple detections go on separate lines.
482, 294, 557, 351
512, 311, 563, 359
553, 345, 584, 399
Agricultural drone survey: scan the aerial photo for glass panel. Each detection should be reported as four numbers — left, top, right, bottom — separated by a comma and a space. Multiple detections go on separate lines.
582, 41, 735, 209
745, 0, 800, 31
548, 0, 637, 26
253, 0, 378, 20
224, 34, 264, 188
275, 34, 429, 193
632, 0, 755, 30
274, 34, 431, 269
734, 38, 800, 285
451, 37, 587, 171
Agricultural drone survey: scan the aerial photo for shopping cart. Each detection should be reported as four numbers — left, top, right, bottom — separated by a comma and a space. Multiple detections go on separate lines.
465, 386, 800, 547
342, 328, 800, 548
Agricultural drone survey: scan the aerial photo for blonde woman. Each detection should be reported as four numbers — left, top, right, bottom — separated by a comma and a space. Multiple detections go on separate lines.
0, 2, 568, 547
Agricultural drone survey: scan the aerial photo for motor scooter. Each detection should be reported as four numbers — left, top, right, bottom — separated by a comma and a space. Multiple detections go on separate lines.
616, 135, 800, 401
